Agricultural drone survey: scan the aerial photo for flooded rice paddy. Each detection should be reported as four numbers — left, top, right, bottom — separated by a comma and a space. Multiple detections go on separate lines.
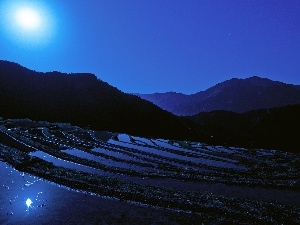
0, 119, 299, 224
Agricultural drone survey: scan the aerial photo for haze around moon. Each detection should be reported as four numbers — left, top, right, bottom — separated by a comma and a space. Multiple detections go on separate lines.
0, 1, 55, 47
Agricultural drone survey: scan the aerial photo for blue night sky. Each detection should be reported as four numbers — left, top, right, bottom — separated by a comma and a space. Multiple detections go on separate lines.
0, 0, 299, 94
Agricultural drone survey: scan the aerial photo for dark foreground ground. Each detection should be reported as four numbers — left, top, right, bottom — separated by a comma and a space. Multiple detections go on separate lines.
0, 118, 299, 224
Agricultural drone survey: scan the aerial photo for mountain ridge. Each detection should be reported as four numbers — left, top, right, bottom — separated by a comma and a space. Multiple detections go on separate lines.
0, 60, 201, 141
1, 60, 299, 152
137, 76, 300, 116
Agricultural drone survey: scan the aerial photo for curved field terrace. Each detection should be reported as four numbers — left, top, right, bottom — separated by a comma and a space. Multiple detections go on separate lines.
0, 118, 299, 224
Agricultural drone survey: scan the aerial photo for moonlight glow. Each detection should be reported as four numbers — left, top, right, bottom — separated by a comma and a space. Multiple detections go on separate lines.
0, 0, 55, 47
15, 7, 42, 31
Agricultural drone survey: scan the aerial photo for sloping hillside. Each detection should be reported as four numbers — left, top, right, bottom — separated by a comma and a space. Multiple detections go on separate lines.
0, 60, 200, 140
188, 104, 300, 153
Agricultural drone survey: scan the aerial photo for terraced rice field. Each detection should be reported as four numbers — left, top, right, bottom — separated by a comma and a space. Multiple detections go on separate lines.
0, 118, 299, 224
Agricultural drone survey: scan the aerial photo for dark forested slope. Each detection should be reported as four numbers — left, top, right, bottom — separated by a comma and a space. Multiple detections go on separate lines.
0, 60, 200, 140
188, 104, 300, 152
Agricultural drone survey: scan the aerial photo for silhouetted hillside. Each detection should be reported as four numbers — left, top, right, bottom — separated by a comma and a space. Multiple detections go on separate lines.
188, 104, 300, 153
0, 60, 201, 140
137, 76, 300, 116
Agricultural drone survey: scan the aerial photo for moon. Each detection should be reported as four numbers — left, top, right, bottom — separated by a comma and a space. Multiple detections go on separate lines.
0, 1, 55, 46
15, 7, 42, 31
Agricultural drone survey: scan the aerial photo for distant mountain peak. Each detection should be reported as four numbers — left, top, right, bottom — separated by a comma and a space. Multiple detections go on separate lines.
247, 75, 263, 79
243, 76, 282, 87
138, 76, 300, 116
